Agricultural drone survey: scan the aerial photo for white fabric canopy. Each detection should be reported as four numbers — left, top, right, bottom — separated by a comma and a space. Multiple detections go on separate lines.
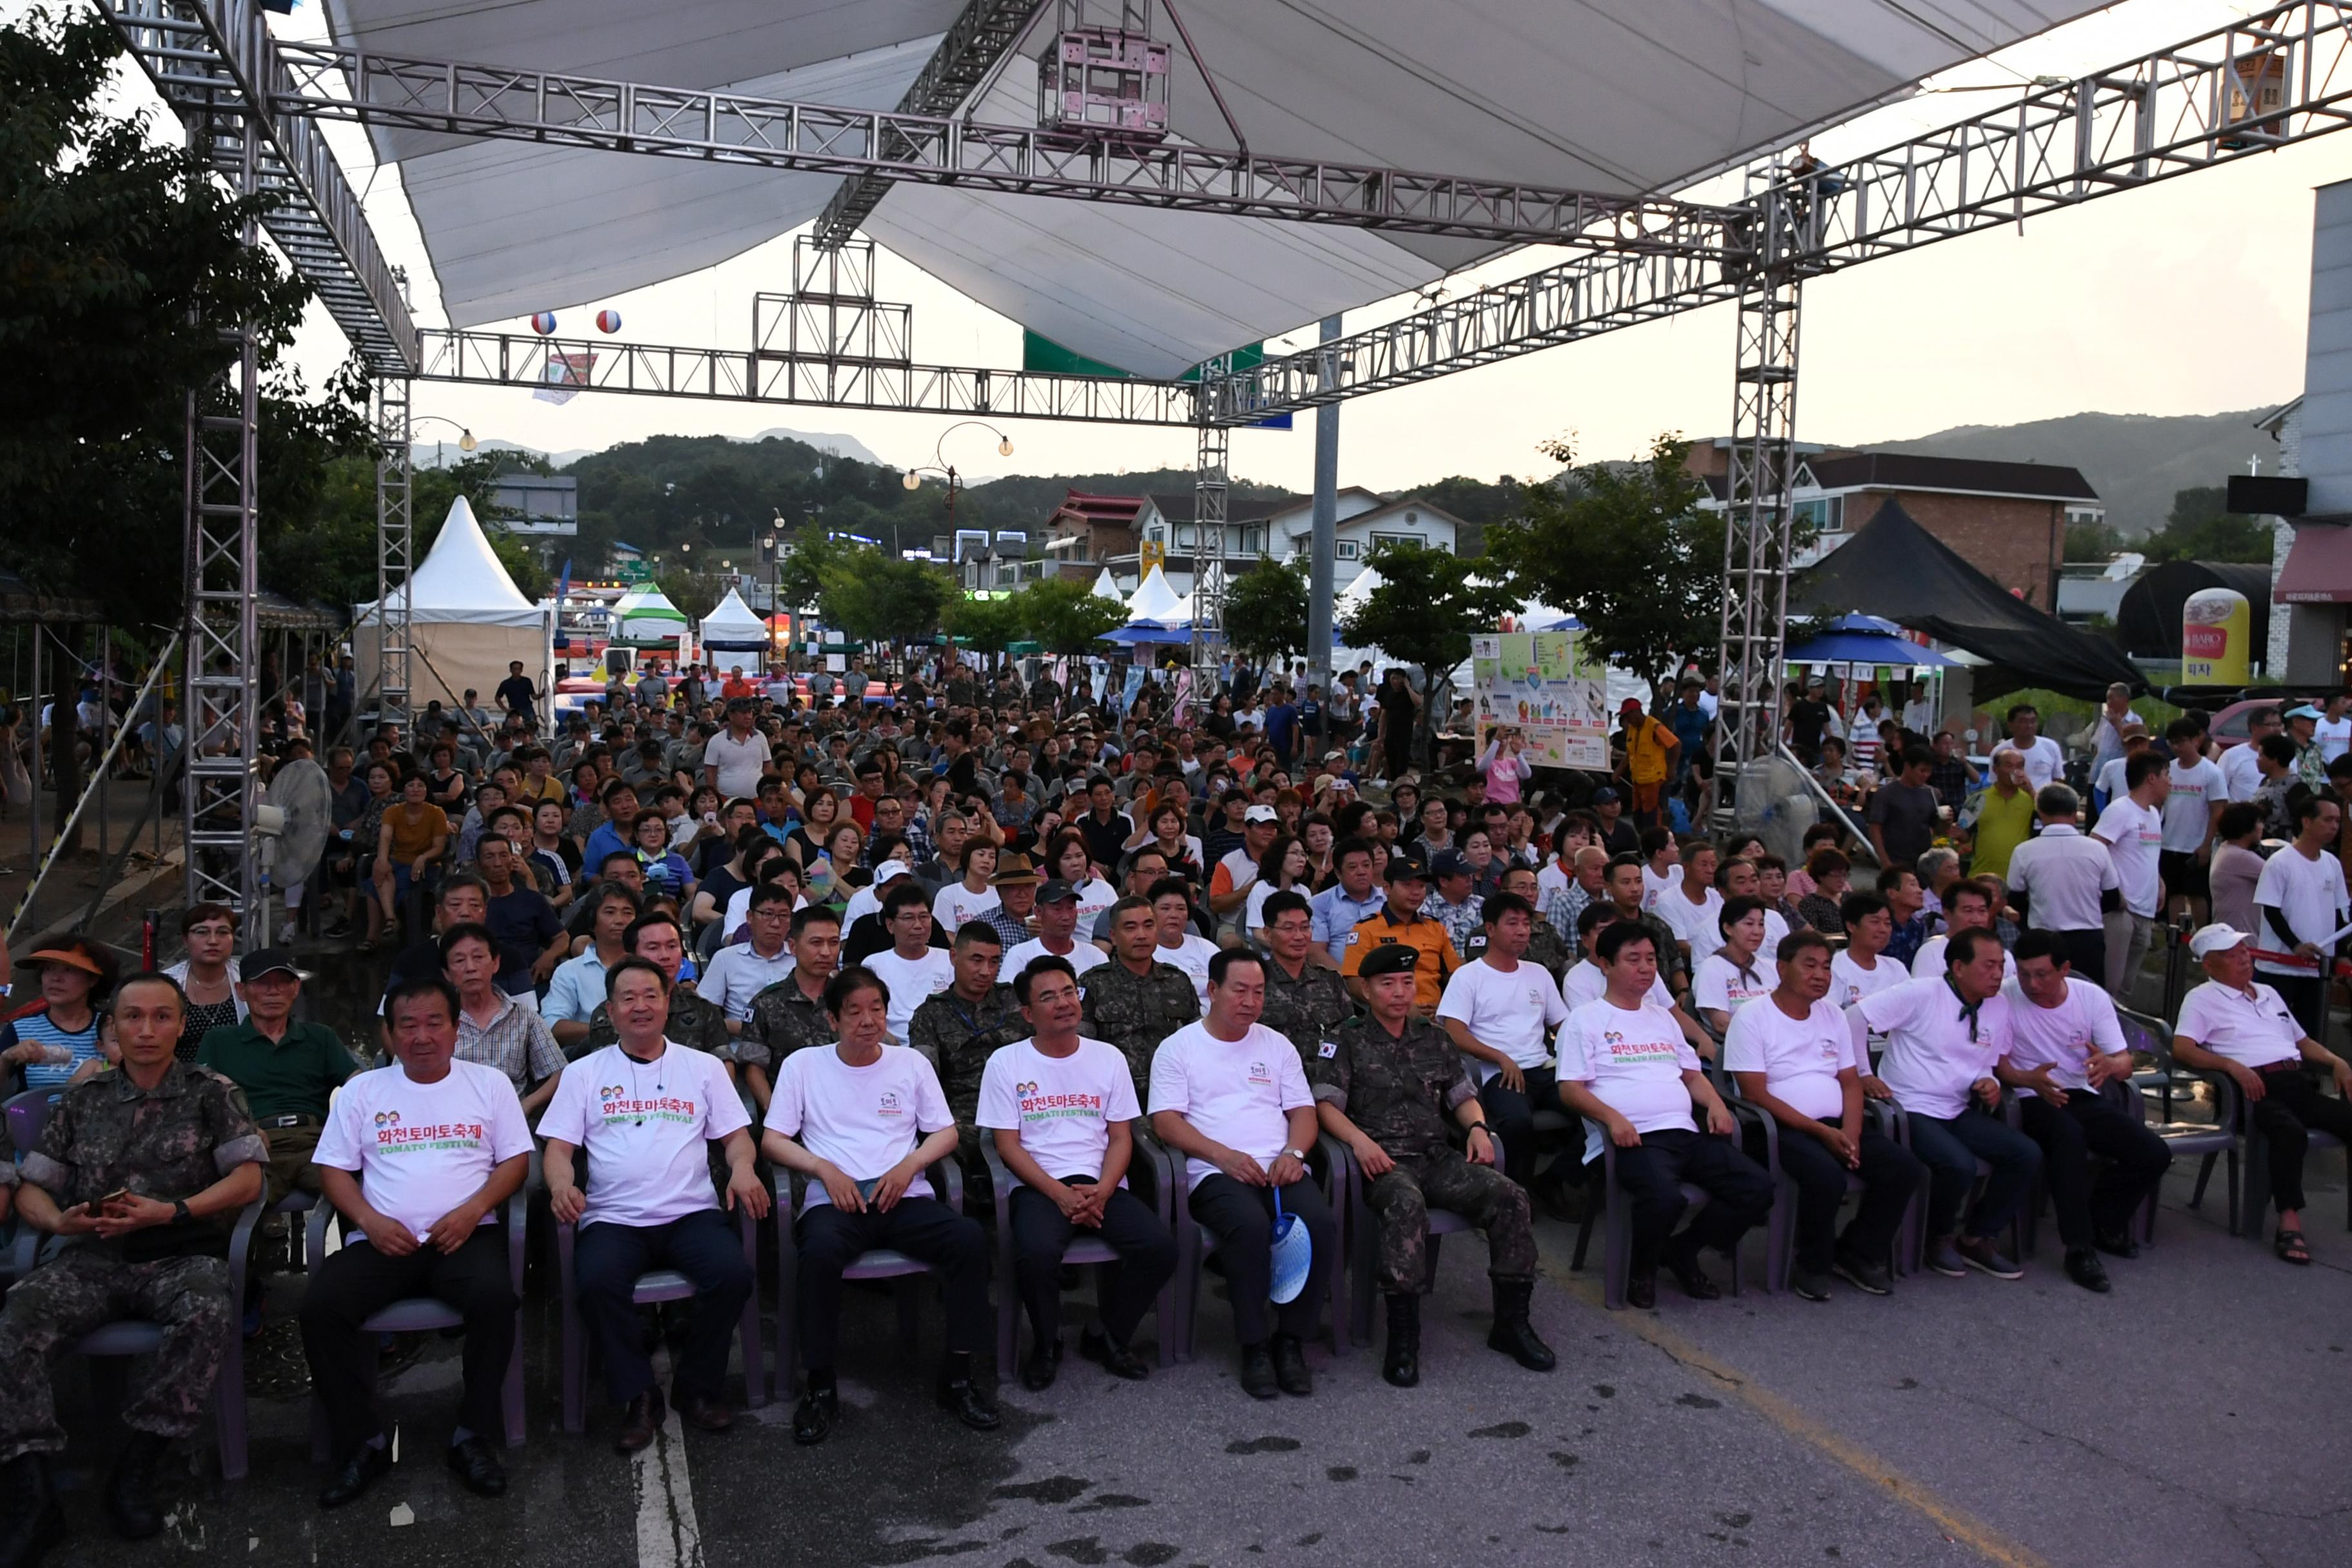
355, 496, 541, 627
1126, 565, 1184, 623
700, 587, 769, 651
1091, 568, 1124, 603
324, 1, 2108, 377
619, 587, 688, 642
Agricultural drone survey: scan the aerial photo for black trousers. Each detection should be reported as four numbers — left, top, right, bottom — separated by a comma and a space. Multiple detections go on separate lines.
1008, 1182, 1176, 1349
574, 1208, 754, 1405
299, 1226, 516, 1460
2051, 928, 2108, 995
1759, 1116, 1925, 1272
1479, 1066, 1560, 1190
2268, 975, 2328, 1046
1600, 1128, 1773, 1270
795, 1196, 990, 1373
1188, 1175, 1337, 1346
2249, 1062, 2352, 1214
2017, 1092, 2171, 1248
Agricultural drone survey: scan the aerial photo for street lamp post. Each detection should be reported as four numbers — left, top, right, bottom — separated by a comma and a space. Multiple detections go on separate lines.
903, 420, 1015, 534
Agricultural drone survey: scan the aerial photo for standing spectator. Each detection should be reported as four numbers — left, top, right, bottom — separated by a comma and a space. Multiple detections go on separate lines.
2317, 691, 2352, 763
2086, 683, 2142, 780
493, 660, 538, 727
2208, 802, 2266, 939
2251, 794, 2349, 1041
2159, 718, 2226, 925
2219, 707, 2280, 802
1865, 746, 1941, 876
2003, 785, 2119, 986
1925, 730, 1977, 814
1617, 698, 1680, 829
2004, 705, 2066, 794
1963, 749, 2035, 883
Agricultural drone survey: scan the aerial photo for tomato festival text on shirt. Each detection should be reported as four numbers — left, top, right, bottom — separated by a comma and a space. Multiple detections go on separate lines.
596, 1088, 701, 1122
1601, 1030, 1678, 1063
372, 1114, 486, 1149
1015, 1079, 1106, 1121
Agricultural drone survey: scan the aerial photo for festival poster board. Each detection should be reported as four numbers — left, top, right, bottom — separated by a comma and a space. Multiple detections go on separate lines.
1470, 631, 1609, 769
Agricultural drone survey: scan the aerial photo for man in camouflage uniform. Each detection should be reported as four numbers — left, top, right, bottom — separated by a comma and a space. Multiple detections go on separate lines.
580, 911, 734, 1063
1311, 943, 1554, 1389
1080, 896, 1200, 1104
1255, 888, 1355, 1070
0, 973, 266, 1547
906, 924, 1027, 1168
739, 906, 844, 1110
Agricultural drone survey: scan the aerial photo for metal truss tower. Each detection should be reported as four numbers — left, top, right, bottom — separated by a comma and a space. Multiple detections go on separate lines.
1189, 406, 1229, 672
1712, 168, 1813, 828
181, 104, 262, 915
374, 377, 414, 739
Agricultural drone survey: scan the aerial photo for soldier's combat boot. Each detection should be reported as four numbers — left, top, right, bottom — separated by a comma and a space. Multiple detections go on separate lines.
104, 1431, 168, 1541
1382, 1293, 1421, 1387
1485, 1278, 1556, 1372
0, 1453, 66, 1567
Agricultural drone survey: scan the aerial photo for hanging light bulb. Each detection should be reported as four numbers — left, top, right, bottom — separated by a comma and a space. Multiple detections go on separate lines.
997, 436, 1015, 457
903, 470, 922, 490
458, 429, 478, 453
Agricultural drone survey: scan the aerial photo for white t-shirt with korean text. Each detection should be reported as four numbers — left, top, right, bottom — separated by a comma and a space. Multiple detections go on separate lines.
313, 1061, 533, 1244
537, 1042, 750, 1229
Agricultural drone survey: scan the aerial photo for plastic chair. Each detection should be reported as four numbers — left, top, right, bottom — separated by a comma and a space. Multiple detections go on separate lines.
1331, 1131, 1494, 1348
1729, 1084, 1917, 1293
556, 1206, 765, 1433
1169, 1138, 1346, 1364
304, 1190, 532, 1457
770, 1155, 964, 1401
982, 1132, 1177, 1372
1567, 1121, 1740, 1309
2117, 1009, 2240, 1241
2199, 1059, 2349, 1242
4, 1086, 64, 1159
1881, 1097, 2026, 1273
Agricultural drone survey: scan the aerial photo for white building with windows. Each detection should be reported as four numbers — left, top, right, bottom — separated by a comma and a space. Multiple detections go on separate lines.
1064, 487, 1464, 596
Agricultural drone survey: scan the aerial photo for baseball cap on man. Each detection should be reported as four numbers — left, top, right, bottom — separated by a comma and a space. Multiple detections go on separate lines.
1244, 804, 1279, 825
1384, 856, 1431, 884
2187, 925, 2248, 959
242, 948, 300, 982
1036, 879, 1080, 905
1431, 848, 1471, 880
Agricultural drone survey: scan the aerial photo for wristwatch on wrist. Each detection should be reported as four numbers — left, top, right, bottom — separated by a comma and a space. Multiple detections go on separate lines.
170, 1199, 191, 1225
1281, 1147, 1308, 1163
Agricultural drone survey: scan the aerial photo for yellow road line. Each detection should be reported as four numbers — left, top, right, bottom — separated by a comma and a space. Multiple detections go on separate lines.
1544, 1265, 2052, 1568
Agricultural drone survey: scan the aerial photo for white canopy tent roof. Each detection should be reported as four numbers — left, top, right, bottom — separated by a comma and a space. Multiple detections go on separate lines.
355, 496, 540, 627
1125, 564, 1185, 624
616, 585, 687, 642
322, 0, 2105, 377
699, 587, 769, 651
1090, 568, 1124, 603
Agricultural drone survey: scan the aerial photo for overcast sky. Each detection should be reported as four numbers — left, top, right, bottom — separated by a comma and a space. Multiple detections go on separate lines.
48, 1, 2349, 491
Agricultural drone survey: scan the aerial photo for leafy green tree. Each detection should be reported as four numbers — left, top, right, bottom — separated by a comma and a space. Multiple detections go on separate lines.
944, 591, 1026, 654
1339, 542, 1518, 765
1221, 560, 1309, 666
1019, 575, 1127, 656
1484, 434, 1740, 695
2064, 517, 2126, 562
656, 568, 725, 627
773, 530, 843, 614
818, 547, 954, 647
2142, 486, 2273, 564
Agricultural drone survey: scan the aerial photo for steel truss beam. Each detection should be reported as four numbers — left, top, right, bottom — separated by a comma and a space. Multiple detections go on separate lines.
248, 36, 1736, 252
182, 104, 261, 915
375, 378, 413, 738
415, 328, 1200, 426
810, 1, 1044, 250
1207, 0, 2352, 422
1190, 416, 1228, 669
101, 0, 417, 373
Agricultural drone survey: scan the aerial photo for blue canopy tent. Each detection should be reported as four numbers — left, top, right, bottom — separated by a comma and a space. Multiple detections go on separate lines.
1782, 627, 1961, 667
1101, 620, 1211, 647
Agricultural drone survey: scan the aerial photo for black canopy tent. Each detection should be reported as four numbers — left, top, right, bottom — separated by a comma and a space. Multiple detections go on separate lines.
1789, 502, 2146, 701
2114, 560, 2271, 663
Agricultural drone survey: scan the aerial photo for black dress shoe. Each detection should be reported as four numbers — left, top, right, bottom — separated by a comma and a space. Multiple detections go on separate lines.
675, 1394, 734, 1434
2064, 1247, 2113, 1294
2093, 1226, 2141, 1260
1020, 1336, 1063, 1391
1625, 1269, 1658, 1310
1664, 1242, 1722, 1300
445, 1436, 507, 1498
1270, 1333, 1313, 1397
1077, 1326, 1150, 1380
1238, 1342, 1279, 1400
936, 1376, 1002, 1431
615, 1388, 665, 1455
792, 1386, 839, 1446
317, 1444, 393, 1511
104, 1431, 167, 1541
0, 1453, 68, 1565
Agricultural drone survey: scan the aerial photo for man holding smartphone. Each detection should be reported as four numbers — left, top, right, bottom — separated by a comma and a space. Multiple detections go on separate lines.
0, 972, 268, 1547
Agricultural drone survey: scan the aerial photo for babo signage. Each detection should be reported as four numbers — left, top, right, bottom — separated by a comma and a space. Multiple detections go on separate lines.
2181, 587, 2250, 685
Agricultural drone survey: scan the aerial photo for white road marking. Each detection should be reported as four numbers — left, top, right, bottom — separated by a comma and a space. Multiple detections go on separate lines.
633, 1351, 704, 1568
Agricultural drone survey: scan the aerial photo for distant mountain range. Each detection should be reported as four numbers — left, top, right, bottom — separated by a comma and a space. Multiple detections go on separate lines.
420, 426, 886, 472
1868, 407, 2285, 536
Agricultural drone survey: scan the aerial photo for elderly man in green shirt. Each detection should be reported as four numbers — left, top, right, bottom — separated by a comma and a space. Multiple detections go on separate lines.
1965, 747, 2036, 883
194, 948, 360, 1206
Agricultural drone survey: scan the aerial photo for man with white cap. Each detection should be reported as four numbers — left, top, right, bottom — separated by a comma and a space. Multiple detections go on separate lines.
1208, 804, 1281, 932
2170, 922, 2352, 1266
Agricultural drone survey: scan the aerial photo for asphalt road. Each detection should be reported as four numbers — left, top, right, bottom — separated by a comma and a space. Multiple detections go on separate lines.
24, 1144, 2348, 1568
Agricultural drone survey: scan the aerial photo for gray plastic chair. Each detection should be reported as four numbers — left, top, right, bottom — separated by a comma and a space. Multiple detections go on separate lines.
1567, 1121, 1737, 1309
983, 1132, 1177, 1371
1883, 1095, 2026, 1272
1328, 1131, 1491, 1348
1728, 1082, 1917, 1293
1169, 1139, 1347, 1364
304, 1190, 532, 1456
556, 1206, 765, 1432
770, 1155, 963, 1400
2117, 1008, 2241, 1240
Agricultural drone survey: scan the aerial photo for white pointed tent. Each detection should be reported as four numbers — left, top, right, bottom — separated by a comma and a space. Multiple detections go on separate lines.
353, 496, 552, 712
699, 587, 769, 652
1090, 568, 1124, 603
614, 585, 687, 647
1124, 565, 1185, 625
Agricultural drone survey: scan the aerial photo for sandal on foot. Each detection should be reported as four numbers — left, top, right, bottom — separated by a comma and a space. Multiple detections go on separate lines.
2275, 1227, 2311, 1266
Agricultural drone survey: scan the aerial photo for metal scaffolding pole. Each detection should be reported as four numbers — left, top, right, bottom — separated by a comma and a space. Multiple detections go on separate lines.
1308, 315, 1341, 698
181, 102, 262, 915
375, 377, 414, 738
1189, 406, 1228, 676
1711, 166, 1808, 832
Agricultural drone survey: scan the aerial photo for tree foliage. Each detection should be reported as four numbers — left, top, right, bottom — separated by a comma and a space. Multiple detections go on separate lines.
1340, 542, 1517, 757
655, 567, 727, 627
1484, 434, 1733, 694
0, 7, 377, 627
816, 548, 954, 644
2064, 517, 2126, 562
943, 591, 1026, 654
1017, 575, 1128, 655
1221, 560, 1309, 665
2142, 485, 2274, 564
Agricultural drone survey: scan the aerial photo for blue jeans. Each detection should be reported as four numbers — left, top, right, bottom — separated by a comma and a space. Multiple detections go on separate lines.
1905, 1108, 2041, 1242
